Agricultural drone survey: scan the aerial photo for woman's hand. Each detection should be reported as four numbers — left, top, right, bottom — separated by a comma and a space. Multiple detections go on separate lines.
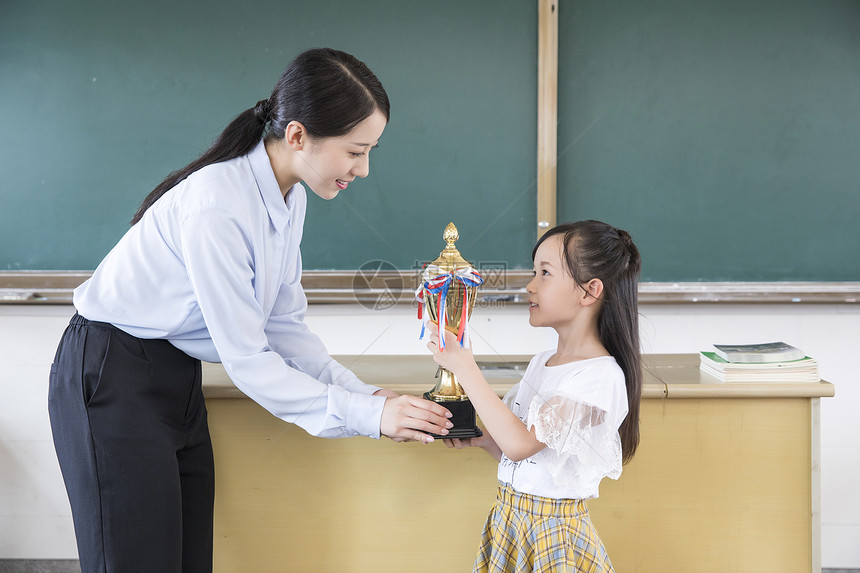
372, 388, 399, 399
426, 327, 478, 380
379, 393, 453, 444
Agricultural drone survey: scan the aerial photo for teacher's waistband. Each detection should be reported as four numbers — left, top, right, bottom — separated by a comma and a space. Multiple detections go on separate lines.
67, 312, 196, 364
69, 312, 113, 329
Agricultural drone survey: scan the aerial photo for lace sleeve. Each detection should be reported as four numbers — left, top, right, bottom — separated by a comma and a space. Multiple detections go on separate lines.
526, 392, 623, 488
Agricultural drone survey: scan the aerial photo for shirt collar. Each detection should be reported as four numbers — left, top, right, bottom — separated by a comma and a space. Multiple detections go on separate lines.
247, 139, 295, 235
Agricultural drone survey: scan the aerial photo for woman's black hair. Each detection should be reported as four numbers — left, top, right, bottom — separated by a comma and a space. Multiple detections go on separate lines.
130, 48, 390, 225
532, 220, 643, 464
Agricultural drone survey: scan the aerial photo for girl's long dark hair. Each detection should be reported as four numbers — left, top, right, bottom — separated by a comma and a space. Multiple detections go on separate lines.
131, 48, 390, 225
533, 220, 642, 464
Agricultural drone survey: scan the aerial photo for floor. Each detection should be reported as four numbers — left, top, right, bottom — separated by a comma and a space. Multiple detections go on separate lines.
0, 562, 858, 573
0, 563, 80, 573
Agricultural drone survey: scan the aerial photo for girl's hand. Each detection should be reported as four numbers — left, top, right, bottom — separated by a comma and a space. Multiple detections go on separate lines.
444, 436, 483, 450
444, 431, 502, 461
426, 327, 478, 378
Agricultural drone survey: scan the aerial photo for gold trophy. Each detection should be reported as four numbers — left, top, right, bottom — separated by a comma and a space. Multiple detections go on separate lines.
418, 222, 483, 439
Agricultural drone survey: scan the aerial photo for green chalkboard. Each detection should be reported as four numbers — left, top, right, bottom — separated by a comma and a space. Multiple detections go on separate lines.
0, 0, 537, 272
5, 1, 859, 281
557, 0, 860, 281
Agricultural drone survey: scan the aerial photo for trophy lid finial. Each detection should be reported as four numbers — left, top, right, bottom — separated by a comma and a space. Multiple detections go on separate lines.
429, 222, 471, 272
443, 222, 459, 246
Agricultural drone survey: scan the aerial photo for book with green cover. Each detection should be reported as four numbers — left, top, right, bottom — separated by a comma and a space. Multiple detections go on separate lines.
713, 341, 805, 363
699, 351, 819, 383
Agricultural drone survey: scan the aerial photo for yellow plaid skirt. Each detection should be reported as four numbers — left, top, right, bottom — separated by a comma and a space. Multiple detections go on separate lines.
473, 483, 615, 573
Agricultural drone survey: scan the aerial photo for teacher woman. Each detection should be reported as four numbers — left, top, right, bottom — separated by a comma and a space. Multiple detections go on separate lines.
48, 48, 452, 572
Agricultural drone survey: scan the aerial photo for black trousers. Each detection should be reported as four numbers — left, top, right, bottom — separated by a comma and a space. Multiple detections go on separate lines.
48, 314, 214, 573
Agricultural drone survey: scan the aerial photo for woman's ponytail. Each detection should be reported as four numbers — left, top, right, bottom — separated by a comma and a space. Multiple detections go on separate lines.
130, 48, 389, 226
130, 104, 267, 225
252, 99, 270, 124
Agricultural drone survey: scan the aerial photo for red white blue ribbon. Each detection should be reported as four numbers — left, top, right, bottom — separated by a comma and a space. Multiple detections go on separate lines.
415, 265, 483, 350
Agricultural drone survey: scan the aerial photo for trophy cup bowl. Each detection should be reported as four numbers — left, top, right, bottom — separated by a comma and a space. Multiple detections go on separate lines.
420, 223, 483, 439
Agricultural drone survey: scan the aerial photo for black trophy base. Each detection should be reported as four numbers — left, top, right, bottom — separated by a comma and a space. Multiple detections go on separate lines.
424, 392, 483, 439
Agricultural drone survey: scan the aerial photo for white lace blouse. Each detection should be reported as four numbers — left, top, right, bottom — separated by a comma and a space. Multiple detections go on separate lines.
496, 350, 629, 500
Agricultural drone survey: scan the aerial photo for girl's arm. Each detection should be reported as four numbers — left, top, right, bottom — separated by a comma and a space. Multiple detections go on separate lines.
428, 330, 546, 462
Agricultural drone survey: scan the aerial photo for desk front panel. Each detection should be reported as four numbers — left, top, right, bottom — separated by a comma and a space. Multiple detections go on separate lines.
209, 395, 813, 572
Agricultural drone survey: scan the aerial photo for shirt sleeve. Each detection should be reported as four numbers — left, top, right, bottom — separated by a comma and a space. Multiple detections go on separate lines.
180, 206, 385, 439
264, 264, 382, 396
501, 382, 521, 411
526, 386, 623, 488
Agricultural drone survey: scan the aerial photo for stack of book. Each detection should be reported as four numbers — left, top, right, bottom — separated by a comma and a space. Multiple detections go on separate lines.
699, 342, 820, 383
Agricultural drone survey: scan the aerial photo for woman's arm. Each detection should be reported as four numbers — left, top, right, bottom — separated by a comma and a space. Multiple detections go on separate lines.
181, 208, 451, 442
427, 329, 546, 462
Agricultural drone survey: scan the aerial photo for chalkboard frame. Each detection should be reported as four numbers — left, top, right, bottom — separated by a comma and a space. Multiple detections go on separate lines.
2, 270, 859, 305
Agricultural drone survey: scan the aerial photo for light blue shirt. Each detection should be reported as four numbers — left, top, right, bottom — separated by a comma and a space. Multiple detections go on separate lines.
74, 140, 386, 439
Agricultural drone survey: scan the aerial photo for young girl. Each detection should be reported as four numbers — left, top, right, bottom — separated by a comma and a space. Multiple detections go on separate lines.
427, 220, 642, 573
48, 48, 452, 572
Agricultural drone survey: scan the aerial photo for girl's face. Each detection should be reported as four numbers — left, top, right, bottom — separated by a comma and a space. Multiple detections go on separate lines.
526, 234, 585, 329
296, 109, 388, 200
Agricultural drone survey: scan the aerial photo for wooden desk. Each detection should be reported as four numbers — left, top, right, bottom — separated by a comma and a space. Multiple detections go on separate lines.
203, 355, 834, 573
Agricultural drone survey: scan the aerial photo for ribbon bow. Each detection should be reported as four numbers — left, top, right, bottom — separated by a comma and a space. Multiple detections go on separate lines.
415, 265, 484, 350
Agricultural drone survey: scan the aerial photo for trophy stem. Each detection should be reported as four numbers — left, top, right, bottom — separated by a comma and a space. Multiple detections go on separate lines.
427, 367, 470, 401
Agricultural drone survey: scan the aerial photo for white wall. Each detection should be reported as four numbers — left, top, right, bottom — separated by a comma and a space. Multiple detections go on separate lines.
1, 302, 858, 566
